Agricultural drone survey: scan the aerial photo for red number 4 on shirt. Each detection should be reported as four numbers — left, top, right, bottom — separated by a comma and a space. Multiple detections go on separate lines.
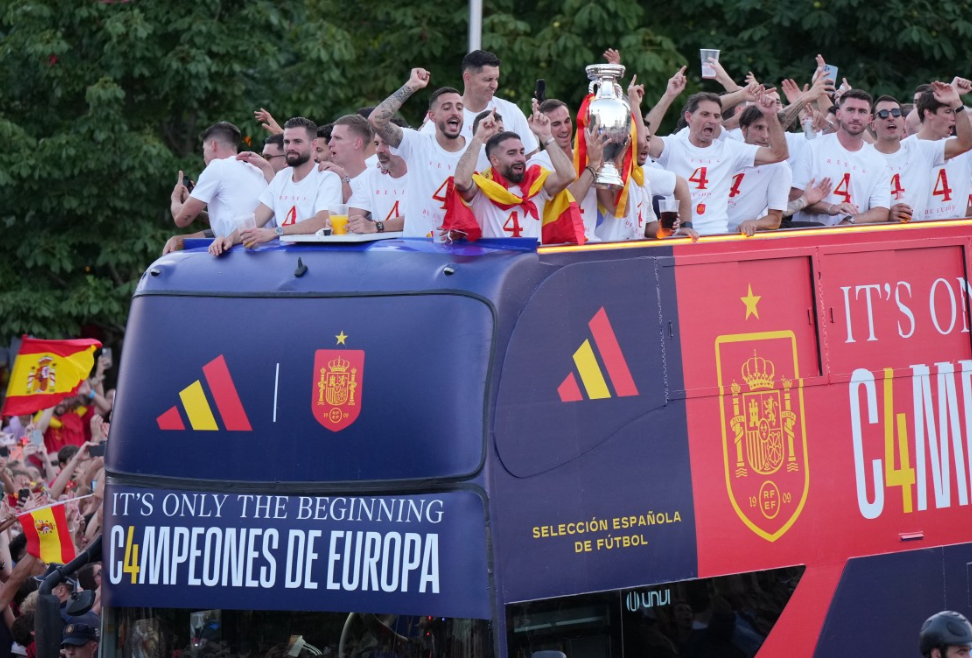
689, 167, 709, 190
833, 173, 852, 203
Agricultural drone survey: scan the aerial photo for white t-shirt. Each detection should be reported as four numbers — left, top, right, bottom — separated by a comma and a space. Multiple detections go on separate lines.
390, 129, 465, 238
596, 168, 678, 242
917, 143, 971, 221
365, 153, 379, 168
657, 135, 759, 234
471, 169, 551, 240
348, 167, 408, 222
421, 96, 540, 155
785, 131, 809, 170
791, 133, 891, 226
189, 157, 267, 237
881, 136, 946, 219
726, 161, 792, 231
259, 167, 342, 227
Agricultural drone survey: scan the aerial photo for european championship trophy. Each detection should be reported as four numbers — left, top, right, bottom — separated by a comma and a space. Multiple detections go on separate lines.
585, 64, 632, 188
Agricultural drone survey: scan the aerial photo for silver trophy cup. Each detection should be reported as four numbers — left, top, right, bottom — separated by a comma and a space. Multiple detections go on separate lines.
585, 64, 632, 188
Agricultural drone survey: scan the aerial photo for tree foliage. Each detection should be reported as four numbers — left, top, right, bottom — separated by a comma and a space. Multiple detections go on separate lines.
0, 0, 959, 349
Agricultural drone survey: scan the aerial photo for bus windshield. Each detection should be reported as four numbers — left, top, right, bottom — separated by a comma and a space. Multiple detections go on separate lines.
102, 607, 493, 658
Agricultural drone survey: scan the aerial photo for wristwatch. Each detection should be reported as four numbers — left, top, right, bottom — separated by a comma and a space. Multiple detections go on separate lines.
375, 221, 385, 233
274, 226, 284, 237
343, 175, 352, 184
841, 215, 855, 224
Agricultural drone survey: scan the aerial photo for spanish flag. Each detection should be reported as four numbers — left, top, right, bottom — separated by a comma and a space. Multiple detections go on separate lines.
1, 337, 101, 416
18, 501, 76, 564
441, 176, 483, 242
573, 94, 639, 218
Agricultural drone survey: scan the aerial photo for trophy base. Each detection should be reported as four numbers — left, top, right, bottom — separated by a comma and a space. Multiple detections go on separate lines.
594, 163, 624, 190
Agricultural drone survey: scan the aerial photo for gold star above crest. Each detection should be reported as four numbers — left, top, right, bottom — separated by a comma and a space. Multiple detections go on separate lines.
335, 331, 348, 345
741, 285, 761, 320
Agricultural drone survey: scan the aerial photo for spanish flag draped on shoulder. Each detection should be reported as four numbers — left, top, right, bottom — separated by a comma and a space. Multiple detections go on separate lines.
18, 498, 81, 564
442, 166, 585, 245
573, 93, 639, 219
1, 337, 101, 416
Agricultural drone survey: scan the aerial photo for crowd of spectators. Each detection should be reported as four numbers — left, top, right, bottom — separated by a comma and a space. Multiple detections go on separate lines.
0, 352, 110, 657
163, 48, 972, 252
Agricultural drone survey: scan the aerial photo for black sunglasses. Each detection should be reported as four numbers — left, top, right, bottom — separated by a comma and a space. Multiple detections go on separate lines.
875, 108, 902, 119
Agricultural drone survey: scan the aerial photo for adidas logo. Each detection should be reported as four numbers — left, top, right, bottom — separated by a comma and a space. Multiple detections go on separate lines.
558, 308, 639, 402
157, 355, 252, 431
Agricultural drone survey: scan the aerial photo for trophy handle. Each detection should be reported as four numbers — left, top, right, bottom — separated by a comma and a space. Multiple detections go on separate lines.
589, 80, 598, 95
614, 83, 624, 98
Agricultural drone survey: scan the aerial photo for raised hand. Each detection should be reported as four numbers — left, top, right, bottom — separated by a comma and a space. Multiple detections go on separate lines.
408, 67, 431, 90
935, 79, 965, 107
665, 66, 687, 99
479, 108, 503, 141
781, 79, 803, 105
254, 108, 282, 135
171, 170, 189, 203
603, 48, 621, 65
627, 74, 645, 107
951, 76, 972, 98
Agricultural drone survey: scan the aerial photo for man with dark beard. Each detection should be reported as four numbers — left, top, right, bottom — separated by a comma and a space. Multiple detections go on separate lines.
210, 116, 342, 255
370, 68, 467, 238
790, 89, 891, 225
453, 104, 575, 241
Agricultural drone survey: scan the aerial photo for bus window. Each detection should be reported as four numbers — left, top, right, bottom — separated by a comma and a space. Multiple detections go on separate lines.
506, 566, 804, 658
101, 607, 494, 658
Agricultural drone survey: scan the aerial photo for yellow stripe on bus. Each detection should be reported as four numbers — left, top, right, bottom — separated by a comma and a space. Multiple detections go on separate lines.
179, 380, 218, 430
573, 340, 610, 400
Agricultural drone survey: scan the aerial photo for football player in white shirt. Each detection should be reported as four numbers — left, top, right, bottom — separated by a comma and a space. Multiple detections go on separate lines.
727, 105, 793, 235
321, 114, 372, 204
646, 90, 788, 235
209, 117, 342, 255
870, 92, 970, 223
164, 121, 267, 254
596, 80, 695, 242
347, 128, 408, 234
790, 89, 891, 225
913, 79, 972, 221
370, 68, 467, 238
535, 98, 606, 242
453, 106, 575, 241
419, 50, 539, 157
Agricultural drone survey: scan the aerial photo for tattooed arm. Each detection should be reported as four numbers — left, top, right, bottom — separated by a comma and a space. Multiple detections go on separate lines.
370, 68, 431, 148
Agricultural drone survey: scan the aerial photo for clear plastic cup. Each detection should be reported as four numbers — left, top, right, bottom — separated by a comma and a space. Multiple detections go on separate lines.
329, 205, 349, 235
232, 214, 256, 231
700, 49, 720, 79
658, 198, 679, 230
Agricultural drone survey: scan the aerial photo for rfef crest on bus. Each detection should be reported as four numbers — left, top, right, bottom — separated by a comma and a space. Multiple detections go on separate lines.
313, 348, 365, 432
717, 331, 809, 542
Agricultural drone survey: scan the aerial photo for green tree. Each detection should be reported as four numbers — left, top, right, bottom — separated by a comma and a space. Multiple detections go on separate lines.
0, 0, 682, 350
652, 0, 972, 100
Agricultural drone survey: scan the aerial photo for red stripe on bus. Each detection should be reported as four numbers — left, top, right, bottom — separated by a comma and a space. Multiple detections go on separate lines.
589, 308, 639, 397
156, 406, 185, 431
557, 373, 583, 402
202, 355, 252, 431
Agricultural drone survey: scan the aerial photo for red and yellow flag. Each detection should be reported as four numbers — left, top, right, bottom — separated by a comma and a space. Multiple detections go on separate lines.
573, 94, 639, 217
542, 189, 586, 245
441, 176, 483, 242
1, 337, 101, 416
18, 502, 76, 564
